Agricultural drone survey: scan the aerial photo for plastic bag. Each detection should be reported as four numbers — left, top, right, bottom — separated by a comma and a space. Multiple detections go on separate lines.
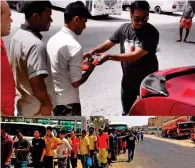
87, 156, 92, 166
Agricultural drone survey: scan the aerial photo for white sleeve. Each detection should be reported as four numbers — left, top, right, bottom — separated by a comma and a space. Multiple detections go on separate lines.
67, 45, 83, 83
65, 139, 72, 151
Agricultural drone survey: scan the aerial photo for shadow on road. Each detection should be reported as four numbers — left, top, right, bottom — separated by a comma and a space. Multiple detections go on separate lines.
185, 41, 195, 44
91, 16, 129, 22
149, 11, 182, 17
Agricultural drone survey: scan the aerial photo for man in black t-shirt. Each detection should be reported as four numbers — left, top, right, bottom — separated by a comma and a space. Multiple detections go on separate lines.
31, 129, 46, 168
14, 130, 30, 168
119, 129, 138, 162
84, 0, 159, 115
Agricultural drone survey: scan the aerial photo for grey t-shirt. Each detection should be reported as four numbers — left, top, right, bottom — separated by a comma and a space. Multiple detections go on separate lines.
183, 2, 194, 18
9, 25, 56, 116
109, 23, 159, 88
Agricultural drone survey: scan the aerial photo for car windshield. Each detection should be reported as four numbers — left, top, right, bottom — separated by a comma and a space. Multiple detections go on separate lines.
178, 123, 194, 129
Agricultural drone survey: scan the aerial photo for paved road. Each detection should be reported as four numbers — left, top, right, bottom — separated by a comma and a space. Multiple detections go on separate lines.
3, 9, 195, 116
111, 137, 195, 168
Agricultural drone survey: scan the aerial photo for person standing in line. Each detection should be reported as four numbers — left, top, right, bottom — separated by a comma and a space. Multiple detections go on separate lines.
79, 130, 90, 168
1, 124, 13, 168
97, 128, 109, 168
65, 133, 72, 168
87, 128, 98, 168
70, 131, 80, 168
57, 130, 72, 168
43, 126, 63, 168
9, 1, 56, 116
14, 130, 31, 168
84, 0, 159, 115
1, 0, 15, 116
47, 1, 95, 116
31, 129, 46, 168
176, 0, 194, 42
141, 130, 144, 142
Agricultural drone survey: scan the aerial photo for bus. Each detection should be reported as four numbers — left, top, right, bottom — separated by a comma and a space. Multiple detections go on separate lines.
50, 0, 123, 17
0, 116, 87, 135
108, 122, 128, 132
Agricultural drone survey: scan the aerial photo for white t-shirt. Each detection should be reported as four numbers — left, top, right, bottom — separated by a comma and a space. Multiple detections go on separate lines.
58, 138, 72, 158
47, 27, 83, 105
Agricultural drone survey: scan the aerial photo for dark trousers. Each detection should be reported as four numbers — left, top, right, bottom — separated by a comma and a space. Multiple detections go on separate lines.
121, 59, 159, 115
80, 154, 88, 168
53, 103, 81, 116
70, 153, 78, 168
127, 148, 135, 161
141, 135, 144, 141
121, 87, 139, 115
89, 150, 96, 168
44, 156, 54, 168
33, 160, 44, 168
66, 156, 70, 168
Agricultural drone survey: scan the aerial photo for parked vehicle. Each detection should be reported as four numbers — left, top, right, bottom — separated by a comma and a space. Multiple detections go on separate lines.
161, 117, 195, 139
121, 0, 132, 11
190, 132, 195, 142
50, 0, 123, 17
129, 66, 195, 116
190, 124, 195, 142
147, 127, 162, 135
146, 0, 185, 14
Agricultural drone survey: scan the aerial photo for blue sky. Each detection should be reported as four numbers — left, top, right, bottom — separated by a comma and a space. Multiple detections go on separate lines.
106, 116, 154, 127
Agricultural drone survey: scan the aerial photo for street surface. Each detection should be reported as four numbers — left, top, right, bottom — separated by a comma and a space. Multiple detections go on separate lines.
144, 134, 195, 148
3, 10, 195, 116
109, 137, 195, 168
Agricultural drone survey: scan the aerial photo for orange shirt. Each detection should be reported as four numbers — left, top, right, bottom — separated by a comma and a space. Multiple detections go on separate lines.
97, 133, 108, 149
1, 39, 15, 116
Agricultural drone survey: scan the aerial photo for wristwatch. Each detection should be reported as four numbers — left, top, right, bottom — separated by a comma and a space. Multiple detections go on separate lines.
107, 54, 112, 60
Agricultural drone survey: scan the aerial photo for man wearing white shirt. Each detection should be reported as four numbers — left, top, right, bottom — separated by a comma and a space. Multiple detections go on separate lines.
57, 130, 72, 168
47, 1, 95, 116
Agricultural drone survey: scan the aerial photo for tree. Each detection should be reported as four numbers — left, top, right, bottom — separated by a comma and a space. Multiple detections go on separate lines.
89, 116, 109, 131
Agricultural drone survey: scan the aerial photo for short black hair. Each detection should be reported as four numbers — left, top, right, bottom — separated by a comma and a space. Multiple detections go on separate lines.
34, 128, 39, 132
64, 1, 91, 24
22, 1, 52, 20
130, 0, 150, 14
82, 130, 87, 134
60, 130, 66, 134
46, 126, 53, 131
16, 130, 23, 135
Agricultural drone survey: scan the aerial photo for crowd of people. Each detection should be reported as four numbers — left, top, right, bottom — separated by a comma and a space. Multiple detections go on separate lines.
1, 123, 145, 168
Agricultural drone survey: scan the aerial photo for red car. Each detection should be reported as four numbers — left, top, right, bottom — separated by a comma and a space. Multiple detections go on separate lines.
129, 66, 195, 116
